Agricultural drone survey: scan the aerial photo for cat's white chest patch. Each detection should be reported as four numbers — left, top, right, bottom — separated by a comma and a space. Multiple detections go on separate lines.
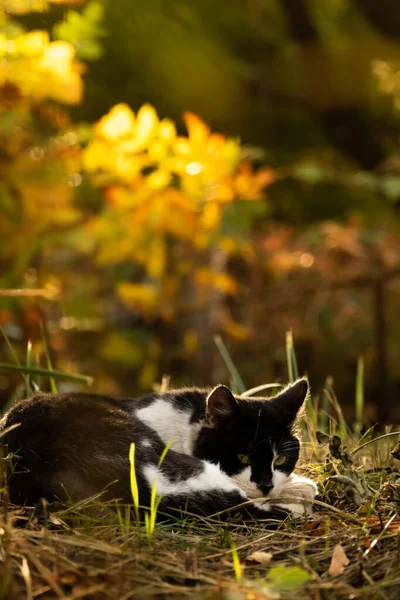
135, 399, 200, 454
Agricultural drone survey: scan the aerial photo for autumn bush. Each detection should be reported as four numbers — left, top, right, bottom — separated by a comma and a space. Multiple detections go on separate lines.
0, 1, 278, 393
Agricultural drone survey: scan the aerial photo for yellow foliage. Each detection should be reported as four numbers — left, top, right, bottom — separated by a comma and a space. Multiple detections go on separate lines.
95, 103, 136, 141
1, 0, 274, 383
3, 0, 78, 14
221, 315, 251, 341
195, 268, 237, 295
183, 329, 198, 354
117, 283, 159, 316
81, 102, 274, 331
0, 30, 83, 104
99, 333, 144, 367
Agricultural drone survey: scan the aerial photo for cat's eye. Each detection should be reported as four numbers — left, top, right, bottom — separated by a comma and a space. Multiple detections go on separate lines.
238, 454, 250, 464
274, 455, 287, 467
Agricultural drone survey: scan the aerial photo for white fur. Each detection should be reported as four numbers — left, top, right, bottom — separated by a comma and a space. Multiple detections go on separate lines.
271, 469, 289, 495
231, 467, 260, 499
269, 473, 318, 517
141, 439, 152, 448
253, 500, 273, 513
143, 460, 245, 497
135, 399, 202, 454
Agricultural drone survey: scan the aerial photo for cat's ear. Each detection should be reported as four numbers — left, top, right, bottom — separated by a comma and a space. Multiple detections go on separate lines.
271, 379, 308, 426
206, 385, 238, 427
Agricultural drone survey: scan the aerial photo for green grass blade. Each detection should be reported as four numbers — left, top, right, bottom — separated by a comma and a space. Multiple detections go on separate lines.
40, 320, 58, 393
355, 356, 364, 434
158, 440, 172, 468
229, 537, 242, 582
0, 364, 93, 385
0, 324, 27, 385
325, 377, 348, 439
214, 335, 245, 394
242, 383, 284, 397
129, 443, 140, 523
319, 380, 330, 433
285, 330, 299, 383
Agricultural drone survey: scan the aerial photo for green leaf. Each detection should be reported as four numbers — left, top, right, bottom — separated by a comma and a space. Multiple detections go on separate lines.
52, 1, 106, 61
219, 200, 267, 239
267, 565, 313, 593
293, 163, 326, 185
381, 175, 400, 201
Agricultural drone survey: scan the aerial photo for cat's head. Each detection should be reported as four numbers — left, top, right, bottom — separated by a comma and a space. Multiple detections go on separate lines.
194, 380, 308, 499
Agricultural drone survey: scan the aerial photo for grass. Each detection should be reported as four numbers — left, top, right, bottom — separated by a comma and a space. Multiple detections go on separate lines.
1, 335, 400, 599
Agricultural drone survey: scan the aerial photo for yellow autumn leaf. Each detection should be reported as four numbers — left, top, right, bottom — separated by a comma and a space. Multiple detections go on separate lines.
82, 140, 110, 171
139, 361, 158, 389
158, 118, 176, 142
213, 273, 237, 295
221, 315, 251, 341
146, 239, 166, 278
183, 329, 198, 354
38, 41, 83, 104
132, 103, 159, 151
95, 103, 136, 141
99, 332, 144, 367
147, 169, 171, 190
218, 237, 238, 255
39, 41, 74, 74
184, 112, 210, 143
148, 140, 169, 162
114, 154, 143, 181
221, 139, 241, 169
195, 267, 213, 287
173, 137, 191, 156
201, 202, 220, 230
118, 283, 159, 313
18, 31, 48, 56
194, 231, 210, 249
3, 0, 48, 14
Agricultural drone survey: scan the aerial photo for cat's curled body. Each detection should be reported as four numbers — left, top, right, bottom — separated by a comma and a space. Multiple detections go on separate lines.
0, 379, 317, 521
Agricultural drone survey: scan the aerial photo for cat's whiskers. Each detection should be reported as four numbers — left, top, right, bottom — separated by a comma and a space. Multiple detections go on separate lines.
253, 409, 262, 447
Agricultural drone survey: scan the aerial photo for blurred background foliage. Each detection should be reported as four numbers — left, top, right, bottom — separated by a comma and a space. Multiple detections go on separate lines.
2, 0, 400, 422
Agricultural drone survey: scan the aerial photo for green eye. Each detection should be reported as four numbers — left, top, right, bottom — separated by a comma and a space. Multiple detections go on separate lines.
238, 454, 250, 464
274, 455, 287, 467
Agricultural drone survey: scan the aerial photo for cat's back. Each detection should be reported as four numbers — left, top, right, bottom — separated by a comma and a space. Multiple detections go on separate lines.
0, 388, 208, 505
0, 391, 152, 505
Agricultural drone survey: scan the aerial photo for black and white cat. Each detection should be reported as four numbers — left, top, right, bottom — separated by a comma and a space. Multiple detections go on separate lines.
0, 379, 317, 521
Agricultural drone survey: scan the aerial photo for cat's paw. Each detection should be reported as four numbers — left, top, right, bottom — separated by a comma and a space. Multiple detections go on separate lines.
270, 474, 318, 517
286, 475, 318, 502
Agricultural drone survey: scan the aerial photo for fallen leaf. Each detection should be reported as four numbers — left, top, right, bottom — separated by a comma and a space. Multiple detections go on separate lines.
328, 544, 349, 577
247, 551, 273, 565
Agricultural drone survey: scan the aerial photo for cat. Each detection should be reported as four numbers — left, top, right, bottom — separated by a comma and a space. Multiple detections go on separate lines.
0, 379, 317, 521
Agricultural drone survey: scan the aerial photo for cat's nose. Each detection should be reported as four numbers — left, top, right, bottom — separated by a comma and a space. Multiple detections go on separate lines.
259, 483, 273, 495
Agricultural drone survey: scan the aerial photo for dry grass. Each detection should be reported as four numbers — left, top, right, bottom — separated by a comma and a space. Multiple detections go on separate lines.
1, 421, 400, 600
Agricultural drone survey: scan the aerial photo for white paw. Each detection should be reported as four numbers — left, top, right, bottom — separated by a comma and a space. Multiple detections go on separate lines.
270, 474, 318, 516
